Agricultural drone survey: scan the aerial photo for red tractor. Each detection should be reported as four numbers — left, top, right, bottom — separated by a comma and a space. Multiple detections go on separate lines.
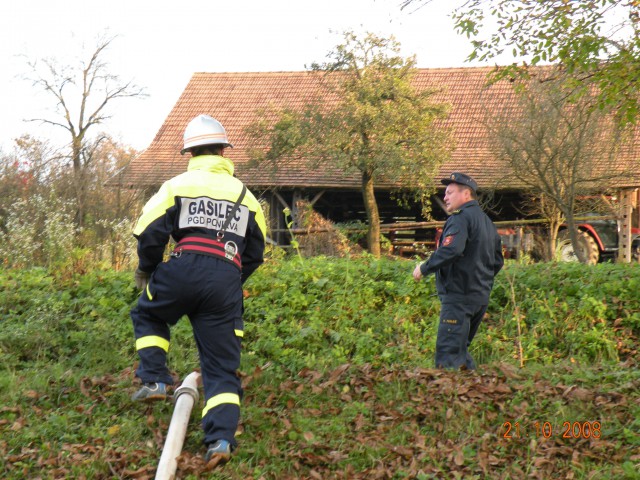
555, 215, 640, 264
436, 216, 640, 264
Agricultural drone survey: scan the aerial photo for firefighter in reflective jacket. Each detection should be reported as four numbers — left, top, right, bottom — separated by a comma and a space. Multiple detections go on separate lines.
130, 114, 266, 463
413, 172, 503, 370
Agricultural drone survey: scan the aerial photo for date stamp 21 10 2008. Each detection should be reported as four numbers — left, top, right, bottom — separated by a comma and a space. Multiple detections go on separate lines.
501, 421, 602, 439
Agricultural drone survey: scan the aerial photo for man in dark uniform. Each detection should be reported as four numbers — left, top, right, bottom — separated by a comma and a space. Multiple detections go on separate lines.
130, 114, 266, 463
413, 172, 503, 369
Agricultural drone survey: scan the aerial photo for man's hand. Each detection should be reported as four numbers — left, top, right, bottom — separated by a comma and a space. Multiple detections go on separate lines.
134, 268, 151, 290
413, 263, 423, 282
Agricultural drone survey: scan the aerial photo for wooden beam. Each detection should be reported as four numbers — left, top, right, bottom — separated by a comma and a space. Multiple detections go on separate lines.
618, 188, 636, 263
291, 189, 303, 228
268, 215, 618, 234
309, 190, 325, 206
433, 195, 448, 214
273, 191, 290, 210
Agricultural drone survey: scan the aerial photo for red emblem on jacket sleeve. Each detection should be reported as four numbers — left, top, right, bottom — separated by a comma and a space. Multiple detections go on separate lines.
442, 235, 455, 247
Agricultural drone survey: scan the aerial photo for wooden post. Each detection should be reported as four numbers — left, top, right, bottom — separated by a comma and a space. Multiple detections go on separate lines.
516, 226, 524, 261
637, 189, 640, 232
291, 189, 303, 228
618, 188, 636, 263
271, 192, 290, 246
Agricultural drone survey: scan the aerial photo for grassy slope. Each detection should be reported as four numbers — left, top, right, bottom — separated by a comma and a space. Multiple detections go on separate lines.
0, 257, 638, 479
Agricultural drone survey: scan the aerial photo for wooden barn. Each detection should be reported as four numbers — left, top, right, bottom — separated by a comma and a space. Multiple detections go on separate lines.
120, 67, 640, 260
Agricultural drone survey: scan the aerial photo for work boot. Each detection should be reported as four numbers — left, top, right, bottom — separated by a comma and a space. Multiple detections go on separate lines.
131, 382, 167, 402
205, 439, 231, 464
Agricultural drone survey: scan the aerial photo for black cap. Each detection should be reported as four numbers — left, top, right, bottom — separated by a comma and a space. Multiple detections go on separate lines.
441, 172, 477, 193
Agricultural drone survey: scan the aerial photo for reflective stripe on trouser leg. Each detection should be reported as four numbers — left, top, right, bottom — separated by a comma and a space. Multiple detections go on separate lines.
131, 304, 174, 385
196, 330, 243, 447
136, 335, 170, 352
202, 392, 240, 417
130, 258, 195, 386
132, 335, 172, 384
188, 266, 244, 447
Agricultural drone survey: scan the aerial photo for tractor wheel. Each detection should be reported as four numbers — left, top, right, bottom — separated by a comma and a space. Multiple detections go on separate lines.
556, 230, 600, 265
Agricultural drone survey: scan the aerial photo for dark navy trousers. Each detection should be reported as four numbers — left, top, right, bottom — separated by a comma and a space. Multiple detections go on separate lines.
435, 303, 488, 370
130, 253, 244, 447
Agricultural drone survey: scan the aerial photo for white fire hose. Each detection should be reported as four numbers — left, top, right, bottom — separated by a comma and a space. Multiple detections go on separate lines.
155, 371, 201, 480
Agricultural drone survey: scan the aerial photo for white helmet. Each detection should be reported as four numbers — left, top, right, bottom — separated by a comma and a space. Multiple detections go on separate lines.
180, 114, 233, 154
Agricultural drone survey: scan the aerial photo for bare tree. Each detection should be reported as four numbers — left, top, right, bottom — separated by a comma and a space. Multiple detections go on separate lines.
488, 70, 632, 263
23, 34, 146, 228
521, 193, 564, 261
1, 132, 142, 269
85, 135, 143, 268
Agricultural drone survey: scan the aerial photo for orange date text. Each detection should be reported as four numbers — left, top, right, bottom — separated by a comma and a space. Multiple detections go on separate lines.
501, 421, 601, 439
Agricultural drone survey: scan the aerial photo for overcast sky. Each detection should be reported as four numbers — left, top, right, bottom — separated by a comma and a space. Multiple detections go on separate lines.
0, 0, 497, 153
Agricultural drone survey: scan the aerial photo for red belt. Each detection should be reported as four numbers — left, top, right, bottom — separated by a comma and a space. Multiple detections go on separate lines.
172, 236, 241, 269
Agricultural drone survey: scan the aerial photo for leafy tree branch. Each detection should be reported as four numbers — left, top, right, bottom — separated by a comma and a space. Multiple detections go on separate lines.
247, 31, 452, 257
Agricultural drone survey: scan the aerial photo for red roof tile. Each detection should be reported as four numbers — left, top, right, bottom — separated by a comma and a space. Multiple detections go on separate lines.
123, 68, 640, 190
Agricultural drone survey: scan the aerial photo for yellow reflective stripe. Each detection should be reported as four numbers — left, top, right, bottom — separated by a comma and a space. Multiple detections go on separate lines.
252, 194, 268, 240
202, 393, 240, 418
136, 335, 170, 352
146, 283, 153, 300
234, 329, 244, 338
133, 155, 267, 239
133, 182, 175, 236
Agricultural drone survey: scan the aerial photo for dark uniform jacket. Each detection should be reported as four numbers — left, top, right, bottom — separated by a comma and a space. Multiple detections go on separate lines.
420, 200, 503, 304
133, 155, 266, 284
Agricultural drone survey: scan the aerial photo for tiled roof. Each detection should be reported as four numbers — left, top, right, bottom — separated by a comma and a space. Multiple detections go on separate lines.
123, 67, 640, 190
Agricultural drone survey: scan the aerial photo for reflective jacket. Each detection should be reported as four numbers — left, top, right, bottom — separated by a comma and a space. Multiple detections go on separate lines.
133, 155, 266, 283
420, 200, 503, 304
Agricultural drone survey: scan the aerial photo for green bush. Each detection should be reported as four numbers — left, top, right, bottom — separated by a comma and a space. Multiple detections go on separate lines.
489, 262, 640, 364
2, 258, 638, 374
0, 268, 139, 372
243, 255, 439, 371
1, 258, 639, 479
